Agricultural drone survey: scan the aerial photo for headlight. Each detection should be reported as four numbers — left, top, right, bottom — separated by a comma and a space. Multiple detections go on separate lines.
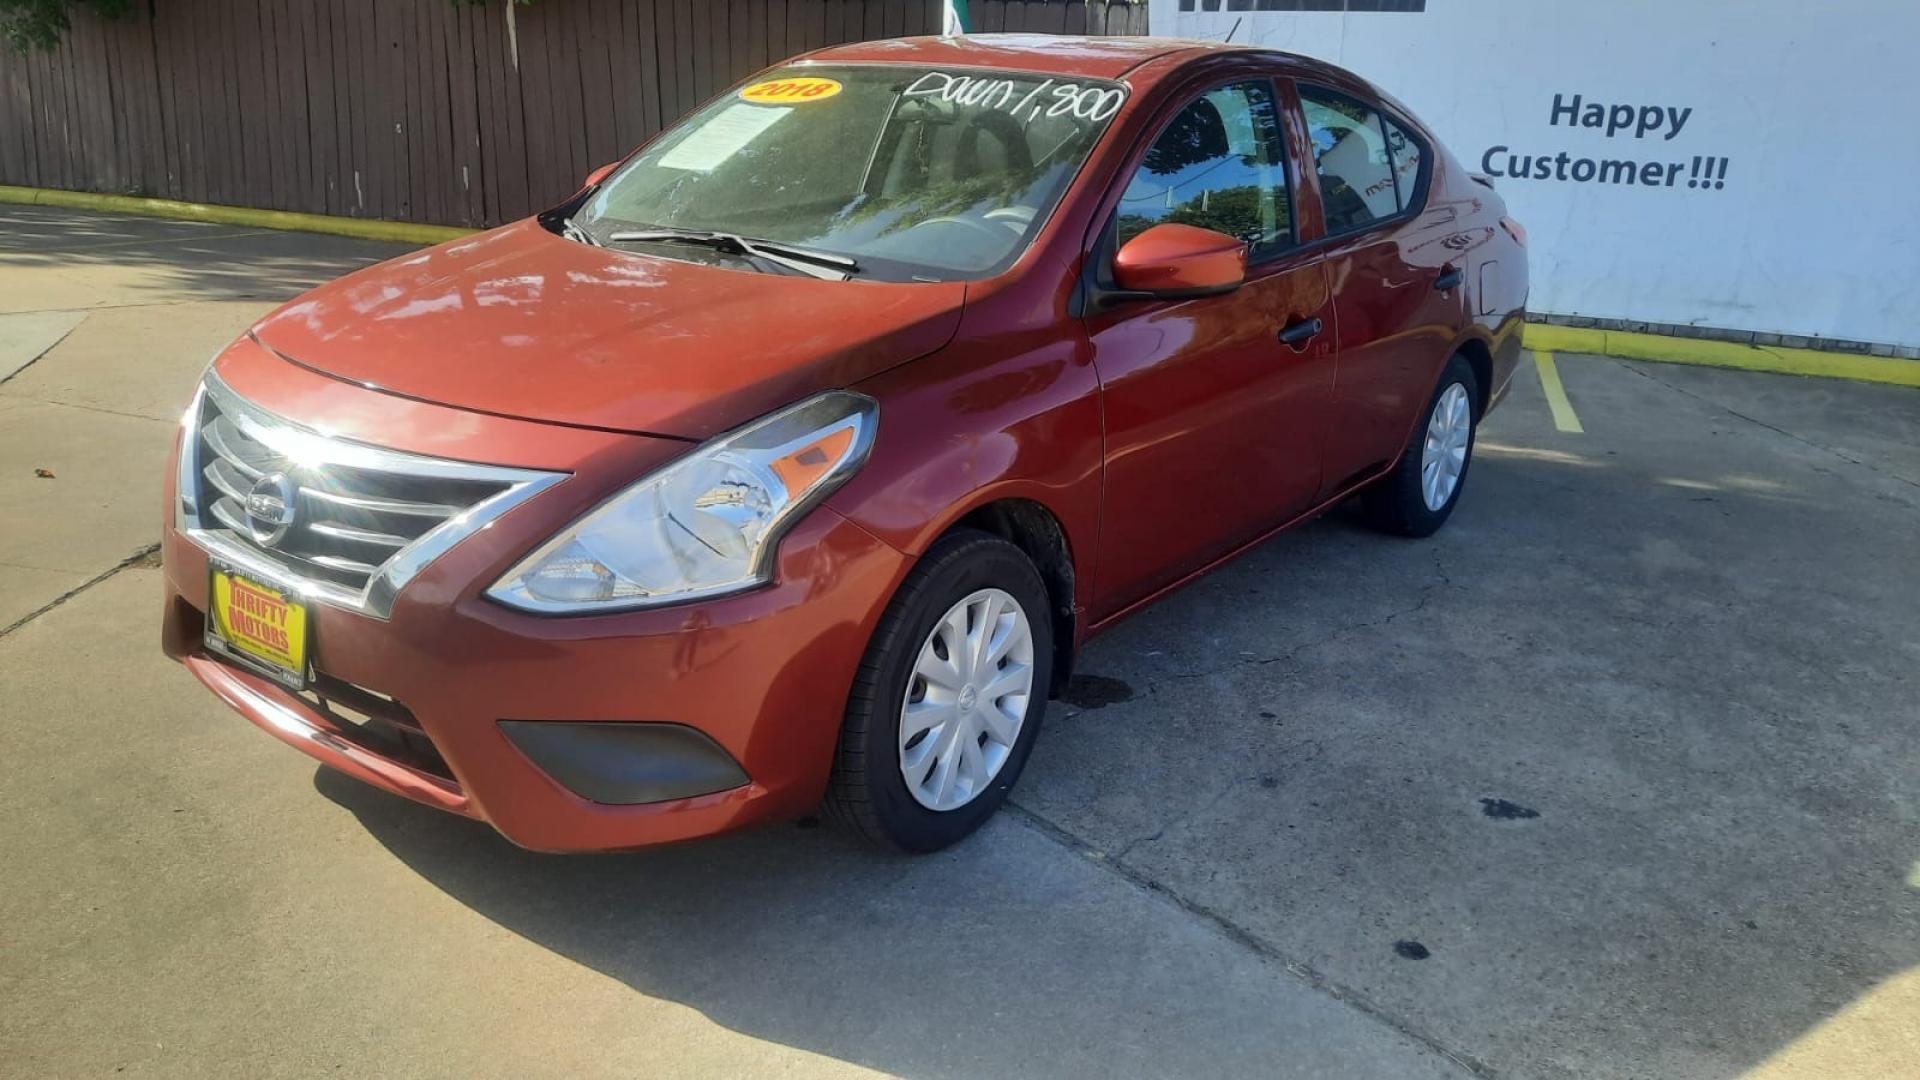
487, 392, 877, 614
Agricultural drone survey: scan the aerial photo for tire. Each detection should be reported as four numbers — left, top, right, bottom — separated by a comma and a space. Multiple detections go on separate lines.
825, 529, 1054, 853
1362, 353, 1482, 538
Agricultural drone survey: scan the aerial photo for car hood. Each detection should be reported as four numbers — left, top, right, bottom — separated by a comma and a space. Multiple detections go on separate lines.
250, 220, 967, 439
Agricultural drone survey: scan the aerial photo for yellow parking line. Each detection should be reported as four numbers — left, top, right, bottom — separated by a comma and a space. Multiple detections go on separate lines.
1534, 350, 1584, 433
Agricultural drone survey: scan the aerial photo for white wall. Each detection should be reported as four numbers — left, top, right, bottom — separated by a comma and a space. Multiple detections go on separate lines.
1150, 0, 1920, 348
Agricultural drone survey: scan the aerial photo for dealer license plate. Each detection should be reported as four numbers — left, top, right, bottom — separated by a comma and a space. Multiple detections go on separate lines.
205, 564, 310, 691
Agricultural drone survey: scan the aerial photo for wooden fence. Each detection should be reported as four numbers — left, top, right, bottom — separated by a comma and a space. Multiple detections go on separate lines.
0, 0, 1150, 228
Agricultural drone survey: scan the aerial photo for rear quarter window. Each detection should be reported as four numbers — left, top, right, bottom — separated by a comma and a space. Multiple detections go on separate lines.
1382, 115, 1426, 212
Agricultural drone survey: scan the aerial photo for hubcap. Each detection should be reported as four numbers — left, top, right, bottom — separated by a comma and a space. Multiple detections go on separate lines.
1420, 382, 1473, 511
898, 587, 1035, 812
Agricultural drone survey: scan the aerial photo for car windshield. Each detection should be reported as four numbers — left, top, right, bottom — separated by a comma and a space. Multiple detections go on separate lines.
575, 64, 1127, 280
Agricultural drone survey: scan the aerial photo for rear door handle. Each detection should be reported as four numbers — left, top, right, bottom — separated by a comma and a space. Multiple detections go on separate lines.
1277, 316, 1324, 347
1433, 265, 1465, 292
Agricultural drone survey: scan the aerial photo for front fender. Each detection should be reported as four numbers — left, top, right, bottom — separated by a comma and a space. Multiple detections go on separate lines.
826, 334, 1103, 625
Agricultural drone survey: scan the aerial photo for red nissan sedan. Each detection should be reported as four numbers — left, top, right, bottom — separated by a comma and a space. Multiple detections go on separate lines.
161, 35, 1526, 853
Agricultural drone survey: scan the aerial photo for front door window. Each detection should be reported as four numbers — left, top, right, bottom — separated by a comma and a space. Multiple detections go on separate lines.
1114, 80, 1293, 260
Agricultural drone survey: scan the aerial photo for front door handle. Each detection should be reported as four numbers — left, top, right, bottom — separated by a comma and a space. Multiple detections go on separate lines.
1433, 264, 1465, 292
1277, 316, 1324, 348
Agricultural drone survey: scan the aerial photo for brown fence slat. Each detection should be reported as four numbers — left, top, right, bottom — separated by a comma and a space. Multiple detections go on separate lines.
431, 1, 462, 225
325, 0, 355, 213
801, 0, 829, 54
209, 0, 235, 203
546, 1, 589, 196
55, 27, 87, 191
614, 0, 662, 149
233, 0, 269, 206
399, 0, 429, 224
490, 0, 533, 222
446, 4, 481, 226
298, 1, 333, 214
155, 2, 193, 201
22, 47, 46, 188
37, 37, 66, 190
358, 1, 387, 217
514, 0, 554, 211
579, 0, 619, 169
763, 0, 786, 64
0, 46, 31, 186
85, 17, 119, 192
96, 15, 132, 191
527, 2, 576, 208
134, 8, 171, 197
410, 0, 434, 223
271, 3, 309, 211
976, 2, 1006, 36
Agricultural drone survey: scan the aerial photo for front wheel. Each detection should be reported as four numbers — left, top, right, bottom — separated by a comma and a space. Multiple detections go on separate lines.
1362, 353, 1481, 537
825, 530, 1053, 852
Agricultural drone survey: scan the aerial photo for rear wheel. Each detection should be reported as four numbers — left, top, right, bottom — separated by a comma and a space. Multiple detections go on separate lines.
825, 530, 1053, 852
1362, 353, 1481, 537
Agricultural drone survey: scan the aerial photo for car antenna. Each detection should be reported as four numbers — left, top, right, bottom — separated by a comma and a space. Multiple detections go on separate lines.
1224, 17, 1241, 43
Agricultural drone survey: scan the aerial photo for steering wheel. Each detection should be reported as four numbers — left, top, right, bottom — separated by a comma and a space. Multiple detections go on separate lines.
914, 215, 1012, 246
984, 206, 1037, 233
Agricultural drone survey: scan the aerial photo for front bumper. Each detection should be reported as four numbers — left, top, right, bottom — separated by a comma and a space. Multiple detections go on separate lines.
162, 348, 911, 852
163, 505, 907, 851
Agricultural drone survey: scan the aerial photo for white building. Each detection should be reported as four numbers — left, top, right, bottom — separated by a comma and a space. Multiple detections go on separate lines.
1152, 0, 1919, 354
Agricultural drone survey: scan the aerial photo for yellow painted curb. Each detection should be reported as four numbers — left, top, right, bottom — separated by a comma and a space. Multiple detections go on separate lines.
0, 185, 476, 246
1524, 323, 1920, 389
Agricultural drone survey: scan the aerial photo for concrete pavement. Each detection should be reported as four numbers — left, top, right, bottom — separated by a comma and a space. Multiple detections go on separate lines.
2, 205, 1916, 1078
0, 208, 414, 630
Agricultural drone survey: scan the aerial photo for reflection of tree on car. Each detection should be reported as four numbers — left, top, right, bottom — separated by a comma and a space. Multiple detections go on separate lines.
1113, 81, 1291, 258
1118, 184, 1268, 248
583, 66, 1125, 277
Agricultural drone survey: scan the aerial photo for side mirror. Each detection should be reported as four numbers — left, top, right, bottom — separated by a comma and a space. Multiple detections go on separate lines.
1111, 223, 1247, 298
584, 161, 619, 188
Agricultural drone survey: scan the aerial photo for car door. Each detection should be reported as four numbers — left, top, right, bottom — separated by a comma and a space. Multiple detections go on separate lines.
1293, 84, 1469, 499
1085, 76, 1336, 621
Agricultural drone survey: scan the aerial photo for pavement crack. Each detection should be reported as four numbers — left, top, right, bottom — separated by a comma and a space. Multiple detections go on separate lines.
9, 397, 175, 424
1612, 357, 1920, 499
1114, 781, 1240, 861
1005, 800, 1495, 1078
1114, 825, 1166, 862
0, 315, 85, 387
0, 544, 160, 640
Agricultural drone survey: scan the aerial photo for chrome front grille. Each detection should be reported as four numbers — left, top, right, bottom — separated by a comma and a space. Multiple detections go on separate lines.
195, 400, 502, 590
177, 371, 565, 618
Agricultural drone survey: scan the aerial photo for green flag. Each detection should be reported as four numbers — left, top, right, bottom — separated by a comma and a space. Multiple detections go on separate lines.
943, 0, 970, 34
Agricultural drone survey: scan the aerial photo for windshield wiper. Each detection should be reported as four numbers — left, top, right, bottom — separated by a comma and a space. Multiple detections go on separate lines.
561, 216, 600, 247
604, 228, 858, 281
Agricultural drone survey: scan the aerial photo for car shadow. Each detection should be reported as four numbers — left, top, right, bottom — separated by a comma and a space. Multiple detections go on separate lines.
0, 205, 413, 306
322, 377, 1920, 1078
313, 768, 1382, 1079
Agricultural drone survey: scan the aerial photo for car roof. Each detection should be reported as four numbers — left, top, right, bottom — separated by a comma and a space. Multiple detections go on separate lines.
802, 33, 1255, 81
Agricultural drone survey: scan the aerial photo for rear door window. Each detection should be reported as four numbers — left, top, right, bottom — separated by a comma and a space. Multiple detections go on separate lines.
1114, 80, 1293, 260
1301, 89, 1398, 235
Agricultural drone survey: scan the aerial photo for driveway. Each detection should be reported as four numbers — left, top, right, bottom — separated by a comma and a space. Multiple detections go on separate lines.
2, 205, 1915, 1079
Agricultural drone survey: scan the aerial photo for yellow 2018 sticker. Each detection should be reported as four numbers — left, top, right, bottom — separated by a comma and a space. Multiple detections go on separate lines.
740, 77, 842, 104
